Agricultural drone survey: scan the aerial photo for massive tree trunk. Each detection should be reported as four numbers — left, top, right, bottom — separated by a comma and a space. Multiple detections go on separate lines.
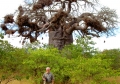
49, 27, 73, 50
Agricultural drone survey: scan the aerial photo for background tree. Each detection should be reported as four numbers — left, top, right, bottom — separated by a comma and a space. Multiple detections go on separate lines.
101, 49, 120, 70
0, 0, 119, 49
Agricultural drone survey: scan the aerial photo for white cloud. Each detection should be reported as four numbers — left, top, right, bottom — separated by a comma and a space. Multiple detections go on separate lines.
93, 35, 120, 51
3, 35, 23, 48
0, 0, 24, 18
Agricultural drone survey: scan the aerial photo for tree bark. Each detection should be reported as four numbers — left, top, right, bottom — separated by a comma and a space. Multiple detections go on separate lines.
49, 27, 73, 50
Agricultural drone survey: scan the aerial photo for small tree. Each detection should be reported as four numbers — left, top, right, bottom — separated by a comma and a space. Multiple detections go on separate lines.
0, 40, 26, 83
0, 0, 119, 49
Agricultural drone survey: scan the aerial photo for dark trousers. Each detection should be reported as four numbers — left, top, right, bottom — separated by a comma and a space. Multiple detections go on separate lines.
43, 81, 52, 84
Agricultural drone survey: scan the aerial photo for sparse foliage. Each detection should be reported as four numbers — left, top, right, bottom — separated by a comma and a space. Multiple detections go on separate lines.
0, 0, 119, 49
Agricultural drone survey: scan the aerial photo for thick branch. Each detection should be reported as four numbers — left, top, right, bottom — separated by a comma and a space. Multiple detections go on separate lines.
37, 22, 50, 32
65, 23, 86, 34
66, 1, 71, 13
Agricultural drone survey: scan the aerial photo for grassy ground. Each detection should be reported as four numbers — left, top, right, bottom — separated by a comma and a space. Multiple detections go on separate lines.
1, 76, 120, 84
1, 79, 32, 84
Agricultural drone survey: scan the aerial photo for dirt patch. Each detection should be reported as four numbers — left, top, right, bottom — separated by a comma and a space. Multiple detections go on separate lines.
104, 76, 120, 84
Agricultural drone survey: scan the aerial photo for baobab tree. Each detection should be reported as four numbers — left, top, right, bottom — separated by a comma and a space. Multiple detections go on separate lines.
0, 0, 118, 49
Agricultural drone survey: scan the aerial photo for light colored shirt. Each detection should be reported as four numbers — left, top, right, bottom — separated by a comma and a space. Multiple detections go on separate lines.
43, 72, 54, 83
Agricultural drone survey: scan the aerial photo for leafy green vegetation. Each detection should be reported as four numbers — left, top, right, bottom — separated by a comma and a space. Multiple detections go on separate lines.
0, 37, 120, 84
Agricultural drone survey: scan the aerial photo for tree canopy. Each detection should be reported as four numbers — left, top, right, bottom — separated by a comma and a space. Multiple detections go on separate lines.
0, 0, 119, 49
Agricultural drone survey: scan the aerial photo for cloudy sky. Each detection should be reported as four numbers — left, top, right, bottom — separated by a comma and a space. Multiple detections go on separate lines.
0, 0, 120, 50
0, 0, 24, 18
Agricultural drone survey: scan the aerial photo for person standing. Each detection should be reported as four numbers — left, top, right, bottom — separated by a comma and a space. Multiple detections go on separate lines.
42, 67, 54, 84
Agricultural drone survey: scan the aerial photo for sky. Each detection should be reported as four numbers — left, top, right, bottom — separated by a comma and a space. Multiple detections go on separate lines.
0, 0, 24, 17
0, 0, 120, 51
